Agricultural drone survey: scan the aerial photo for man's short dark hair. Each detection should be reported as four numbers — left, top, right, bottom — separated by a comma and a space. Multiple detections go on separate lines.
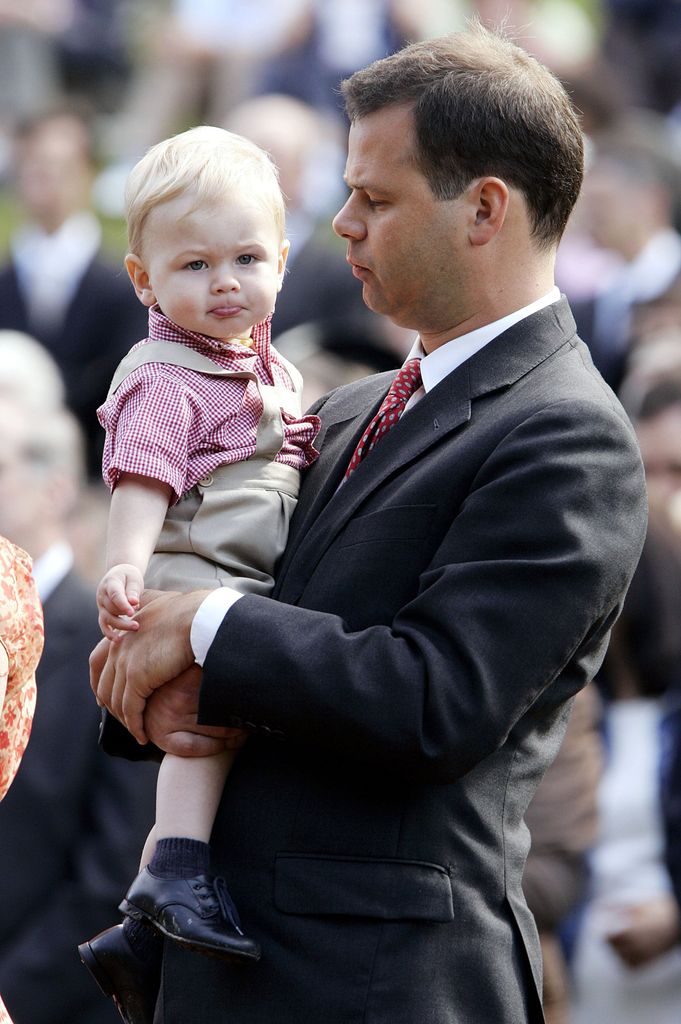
341, 22, 584, 249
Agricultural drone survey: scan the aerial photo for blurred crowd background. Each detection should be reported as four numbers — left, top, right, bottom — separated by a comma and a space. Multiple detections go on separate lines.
0, 2, 681, 1022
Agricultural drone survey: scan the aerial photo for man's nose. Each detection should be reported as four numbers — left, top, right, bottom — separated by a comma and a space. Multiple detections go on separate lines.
332, 196, 365, 240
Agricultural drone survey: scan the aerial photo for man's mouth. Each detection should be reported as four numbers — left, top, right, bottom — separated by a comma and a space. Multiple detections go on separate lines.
348, 255, 371, 280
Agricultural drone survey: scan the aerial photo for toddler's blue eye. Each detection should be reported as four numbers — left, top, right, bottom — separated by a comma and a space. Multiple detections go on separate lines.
236, 255, 255, 265
187, 260, 206, 271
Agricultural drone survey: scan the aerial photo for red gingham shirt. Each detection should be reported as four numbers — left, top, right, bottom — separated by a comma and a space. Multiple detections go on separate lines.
98, 305, 320, 503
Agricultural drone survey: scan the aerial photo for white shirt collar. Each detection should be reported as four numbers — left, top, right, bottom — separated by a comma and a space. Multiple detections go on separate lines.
11, 211, 102, 326
608, 228, 681, 304
32, 541, 74, 602
12, 211, 101, 272
406, 287, 561, 395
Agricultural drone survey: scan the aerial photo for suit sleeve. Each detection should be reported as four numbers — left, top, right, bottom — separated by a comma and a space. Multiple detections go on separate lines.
199, 397, 647, 782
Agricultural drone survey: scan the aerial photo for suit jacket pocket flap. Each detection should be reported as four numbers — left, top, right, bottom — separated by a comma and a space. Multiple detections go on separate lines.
274, 853, 454, 921
337, 504, 437, 548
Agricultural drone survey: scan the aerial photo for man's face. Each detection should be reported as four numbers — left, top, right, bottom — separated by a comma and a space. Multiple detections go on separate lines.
332, 104, 473, 351
579, 158, 662, 258
15, 118, 93, 231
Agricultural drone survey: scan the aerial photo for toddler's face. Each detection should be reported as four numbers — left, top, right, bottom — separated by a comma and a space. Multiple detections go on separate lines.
127, 190, 288, 341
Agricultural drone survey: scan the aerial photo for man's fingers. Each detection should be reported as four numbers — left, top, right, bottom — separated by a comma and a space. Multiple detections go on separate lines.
154, 730, 229, 757
90, 637, 111, 703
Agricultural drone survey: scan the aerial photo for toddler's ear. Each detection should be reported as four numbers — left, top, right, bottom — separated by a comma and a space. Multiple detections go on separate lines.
277, 239, 290, 290
125, 253, 156, 306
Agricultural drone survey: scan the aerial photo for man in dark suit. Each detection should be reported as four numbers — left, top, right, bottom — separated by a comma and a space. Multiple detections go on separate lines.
0, 400, 157, 1024
0, 108, 148, 477
91, 24, 647, 1023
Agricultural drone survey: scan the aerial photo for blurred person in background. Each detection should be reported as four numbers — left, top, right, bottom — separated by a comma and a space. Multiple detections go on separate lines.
0, 328, 108, 585
569, 114, 681, 395
567, 377, 681, 1023
99, 0, 309, 183
0, 329, 65, 410
600, 0, 681, 115
0, 107, 148, 477
0, 1, 134, 164
523, 684, 602, 1024
634, 379, 681, 535
0, 534, 44, 1024
568, 516, 681, 1024
259, 0, 425, 118
53, 0, 134, 116
0, 1, 68, 171
0, 397, 157, 1024
614, 277, 681, 421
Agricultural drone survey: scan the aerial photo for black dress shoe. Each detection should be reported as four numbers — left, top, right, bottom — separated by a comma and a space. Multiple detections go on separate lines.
78, 924, 159, 1024
119, 867, 261, 963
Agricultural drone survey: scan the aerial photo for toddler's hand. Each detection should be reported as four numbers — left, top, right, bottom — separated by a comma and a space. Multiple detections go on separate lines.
97, 563, 144, 640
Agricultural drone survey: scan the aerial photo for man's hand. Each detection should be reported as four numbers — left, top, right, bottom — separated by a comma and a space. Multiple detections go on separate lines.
143, 666, 248, 757
606, 897, 681, 968
90, 588, 211, 744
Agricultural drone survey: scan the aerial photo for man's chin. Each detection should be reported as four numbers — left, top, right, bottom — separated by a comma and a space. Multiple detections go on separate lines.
361, 282, 388, 316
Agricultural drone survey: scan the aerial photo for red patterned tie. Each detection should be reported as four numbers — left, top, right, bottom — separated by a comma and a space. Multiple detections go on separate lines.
345, 358, 422, 478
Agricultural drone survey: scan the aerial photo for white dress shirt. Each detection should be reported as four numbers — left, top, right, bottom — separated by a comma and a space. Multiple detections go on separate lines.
11, 211, 101, 333
191, 287, 561, 664
31, 541, 74, 603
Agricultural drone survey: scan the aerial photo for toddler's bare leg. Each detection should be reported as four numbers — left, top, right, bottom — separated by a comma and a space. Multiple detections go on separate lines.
155, 749, 237, 843
139, 824, 157, 871
118, 746, 261, 962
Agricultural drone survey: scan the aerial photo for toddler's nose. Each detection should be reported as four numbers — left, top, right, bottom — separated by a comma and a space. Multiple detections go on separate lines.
213, 268, 240, 292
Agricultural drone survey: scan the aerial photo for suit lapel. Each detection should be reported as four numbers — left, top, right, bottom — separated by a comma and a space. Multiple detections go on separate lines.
275, 373, 392, 588
277, 298, 577, 601
276, 367, 473, 599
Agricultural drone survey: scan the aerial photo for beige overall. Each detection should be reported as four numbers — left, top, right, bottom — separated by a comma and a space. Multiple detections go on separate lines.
106, 341, 303, 597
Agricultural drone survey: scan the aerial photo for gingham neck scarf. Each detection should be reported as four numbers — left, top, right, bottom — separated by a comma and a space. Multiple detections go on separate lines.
345, 358, 422, 479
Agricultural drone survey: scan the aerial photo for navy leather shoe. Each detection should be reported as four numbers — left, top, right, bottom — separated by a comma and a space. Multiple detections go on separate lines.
78, 923, 159, 1024
119, 867, 261, 963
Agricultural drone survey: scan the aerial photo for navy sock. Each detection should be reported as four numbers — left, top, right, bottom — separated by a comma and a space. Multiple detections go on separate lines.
148, 837, 211, 879
123, 917, 163, 966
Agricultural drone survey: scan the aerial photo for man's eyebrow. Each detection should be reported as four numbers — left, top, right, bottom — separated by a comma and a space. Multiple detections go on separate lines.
342, 174, 390, 195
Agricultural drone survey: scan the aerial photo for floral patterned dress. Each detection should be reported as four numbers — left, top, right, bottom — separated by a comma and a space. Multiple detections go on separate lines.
0, 537, 44, 1024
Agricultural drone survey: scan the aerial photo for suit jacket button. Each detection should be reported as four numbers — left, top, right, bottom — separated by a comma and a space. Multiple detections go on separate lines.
198, 473, 214, 486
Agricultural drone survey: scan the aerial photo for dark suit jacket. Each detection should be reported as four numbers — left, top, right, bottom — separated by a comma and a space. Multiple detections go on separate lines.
140, 299, 646, 1023
0, 570, 158, 1024
0, 255, 148, 476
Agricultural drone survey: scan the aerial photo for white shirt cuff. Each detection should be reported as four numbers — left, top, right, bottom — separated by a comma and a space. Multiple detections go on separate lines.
190, 586, 243, 666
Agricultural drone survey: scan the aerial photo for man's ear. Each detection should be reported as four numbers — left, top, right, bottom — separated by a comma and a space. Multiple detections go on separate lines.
125, 253, 156, 306
277, 239, 290, 291
468, 177, 509, 246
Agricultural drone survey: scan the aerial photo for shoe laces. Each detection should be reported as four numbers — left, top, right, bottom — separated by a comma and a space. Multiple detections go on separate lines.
213, 876, 244, 936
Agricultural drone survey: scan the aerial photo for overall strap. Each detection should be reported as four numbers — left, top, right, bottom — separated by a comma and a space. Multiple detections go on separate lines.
107, 340, 259, 398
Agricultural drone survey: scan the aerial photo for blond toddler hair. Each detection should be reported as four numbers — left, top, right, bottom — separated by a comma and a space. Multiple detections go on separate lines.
125, 125, 286, 256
